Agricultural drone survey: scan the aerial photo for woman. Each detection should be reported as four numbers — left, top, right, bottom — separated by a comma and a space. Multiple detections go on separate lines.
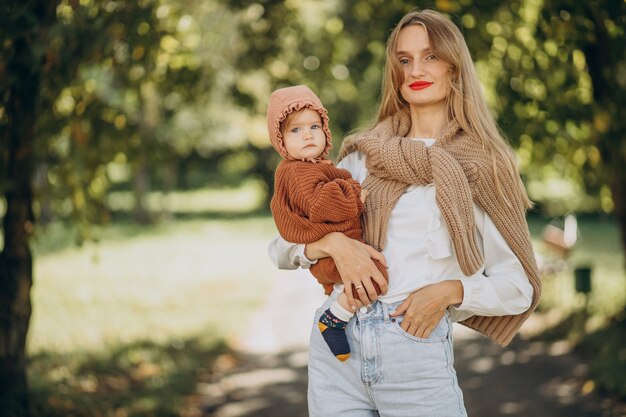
268, 9, 540, 417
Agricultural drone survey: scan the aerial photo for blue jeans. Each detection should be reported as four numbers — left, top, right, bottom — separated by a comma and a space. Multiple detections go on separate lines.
308, 293, 467, 417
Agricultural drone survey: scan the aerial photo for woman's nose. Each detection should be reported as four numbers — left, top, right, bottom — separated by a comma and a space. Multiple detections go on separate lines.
411, 60, 425, 76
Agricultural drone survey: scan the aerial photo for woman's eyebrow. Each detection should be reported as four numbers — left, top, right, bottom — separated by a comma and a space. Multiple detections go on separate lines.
396, 47, 433, 56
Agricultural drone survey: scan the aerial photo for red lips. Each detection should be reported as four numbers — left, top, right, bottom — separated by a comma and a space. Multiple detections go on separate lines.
409, 81, 433, 90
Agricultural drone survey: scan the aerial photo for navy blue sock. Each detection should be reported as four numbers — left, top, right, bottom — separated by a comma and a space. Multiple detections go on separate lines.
318, 309, 350, 361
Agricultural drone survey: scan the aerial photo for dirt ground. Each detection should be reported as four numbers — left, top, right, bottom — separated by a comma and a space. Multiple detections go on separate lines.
193, 269, 626, 417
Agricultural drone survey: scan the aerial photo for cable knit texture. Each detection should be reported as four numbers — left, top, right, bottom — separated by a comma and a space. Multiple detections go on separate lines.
271, 160, 388, 297
338, 108, 541, 346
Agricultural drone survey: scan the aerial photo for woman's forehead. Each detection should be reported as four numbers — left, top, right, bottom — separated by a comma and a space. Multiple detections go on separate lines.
396, 25, 430, 52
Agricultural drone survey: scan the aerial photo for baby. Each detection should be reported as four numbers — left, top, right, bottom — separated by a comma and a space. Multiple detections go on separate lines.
268, 85, 388, 361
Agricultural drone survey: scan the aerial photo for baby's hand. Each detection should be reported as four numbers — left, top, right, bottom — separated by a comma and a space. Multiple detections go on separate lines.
360, 189, 369, 204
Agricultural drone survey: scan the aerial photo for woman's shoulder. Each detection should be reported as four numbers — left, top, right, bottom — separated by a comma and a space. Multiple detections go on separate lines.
337, 151, 367, 182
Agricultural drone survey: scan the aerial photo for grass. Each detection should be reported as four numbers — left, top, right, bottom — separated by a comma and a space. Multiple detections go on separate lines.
25, 203, 626, 413
529, 214, 626, 399
530, 215, 626, 319
27, 214, 278, 416
29, 216, 277, 354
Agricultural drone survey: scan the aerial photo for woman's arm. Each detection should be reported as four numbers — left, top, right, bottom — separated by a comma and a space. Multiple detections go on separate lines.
390, 207, 533, 338
448, 210, 533, 320
268, 231, 388, 308
267, 235, 317, 270
389, 280, 463, 338
306, 232, 388, 305
268, 151, 387, 307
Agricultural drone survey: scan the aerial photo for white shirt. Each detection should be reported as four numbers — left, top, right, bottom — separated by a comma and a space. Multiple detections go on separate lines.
268, 139, 534, 322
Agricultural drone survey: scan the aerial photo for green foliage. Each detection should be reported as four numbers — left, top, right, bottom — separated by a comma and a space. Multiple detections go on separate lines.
34, 0, 205, 234
3, 0, 625, 234
483, 0, 626, 214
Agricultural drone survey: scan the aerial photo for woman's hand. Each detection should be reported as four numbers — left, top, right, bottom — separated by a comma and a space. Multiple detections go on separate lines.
305, 232, 388, 310
389, 280, 463, 338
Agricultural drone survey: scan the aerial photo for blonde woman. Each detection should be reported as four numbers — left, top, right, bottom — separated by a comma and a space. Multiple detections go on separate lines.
268, 9, 540, 416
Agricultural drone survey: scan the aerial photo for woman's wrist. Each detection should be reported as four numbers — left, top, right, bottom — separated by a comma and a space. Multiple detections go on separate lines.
442, 280, 464, 307
304, 232, 343, 261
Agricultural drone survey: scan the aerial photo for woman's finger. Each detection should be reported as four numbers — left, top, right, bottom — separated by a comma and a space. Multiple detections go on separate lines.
404, 319, 420, 336
365, 263, 386, 296
366, 245, 388, 268
343, 280, 358, 311
361, 277, 378, 303
415, 323, 432, 339
371, 271, 388, 295
389, 297, 410, 317
355, 283, 373, 305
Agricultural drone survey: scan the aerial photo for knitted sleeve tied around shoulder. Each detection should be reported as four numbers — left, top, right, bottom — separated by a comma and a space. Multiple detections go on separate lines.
338, 109, 541, 346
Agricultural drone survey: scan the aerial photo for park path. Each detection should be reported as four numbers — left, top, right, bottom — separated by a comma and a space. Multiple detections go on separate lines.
194, 268, 625, 417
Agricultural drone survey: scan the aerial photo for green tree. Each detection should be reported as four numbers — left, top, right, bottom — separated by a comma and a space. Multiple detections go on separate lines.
0, 0, 203, 413
481, 0, 626, 261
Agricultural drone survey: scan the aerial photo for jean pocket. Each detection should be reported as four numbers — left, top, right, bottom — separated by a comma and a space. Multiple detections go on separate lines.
391, 315, 449, 343
312, 296, 335, 325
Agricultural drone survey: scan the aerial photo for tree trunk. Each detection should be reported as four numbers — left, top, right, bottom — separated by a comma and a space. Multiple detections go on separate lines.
33, 163, 54, 225
0, 38, 36, 417
132, 153, 152, 225
0, 2, 57, 415
611, 160, 626, 271
161, 160, 178, 221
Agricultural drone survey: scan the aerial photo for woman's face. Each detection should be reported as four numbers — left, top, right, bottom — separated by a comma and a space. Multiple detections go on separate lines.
396, 25, 451, 110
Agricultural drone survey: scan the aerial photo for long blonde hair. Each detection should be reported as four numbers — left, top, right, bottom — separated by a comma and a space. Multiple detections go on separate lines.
378, 9, 532, 208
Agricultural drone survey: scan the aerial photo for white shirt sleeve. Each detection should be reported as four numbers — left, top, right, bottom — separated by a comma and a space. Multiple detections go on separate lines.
266, 152, 362, 271
267, 234, 318, 270
449, 206, 534, 322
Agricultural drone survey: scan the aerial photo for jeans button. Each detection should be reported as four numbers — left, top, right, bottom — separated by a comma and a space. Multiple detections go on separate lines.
359, 306, 368, 314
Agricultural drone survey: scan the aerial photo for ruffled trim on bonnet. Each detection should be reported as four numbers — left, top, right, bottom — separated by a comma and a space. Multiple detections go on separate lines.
270, 101, 333, 160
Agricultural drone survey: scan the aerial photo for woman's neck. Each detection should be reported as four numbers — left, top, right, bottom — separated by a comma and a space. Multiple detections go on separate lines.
407, 104, 449, 138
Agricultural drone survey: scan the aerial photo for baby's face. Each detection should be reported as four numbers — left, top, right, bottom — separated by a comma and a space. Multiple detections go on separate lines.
282, 108, 326, 161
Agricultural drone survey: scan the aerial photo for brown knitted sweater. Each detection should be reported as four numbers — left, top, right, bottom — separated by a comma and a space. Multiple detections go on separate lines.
338, 109, 541, 346
271, 160, 388, 296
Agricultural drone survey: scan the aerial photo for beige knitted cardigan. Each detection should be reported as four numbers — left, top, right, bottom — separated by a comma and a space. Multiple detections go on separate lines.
338, 109, 541, 346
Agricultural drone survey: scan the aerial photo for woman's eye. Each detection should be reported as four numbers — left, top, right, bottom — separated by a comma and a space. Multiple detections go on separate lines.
425, 54, 437, 61
399, 58, 410, 65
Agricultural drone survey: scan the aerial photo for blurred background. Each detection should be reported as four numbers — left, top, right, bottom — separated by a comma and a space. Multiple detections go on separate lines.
1, 0, 625, 416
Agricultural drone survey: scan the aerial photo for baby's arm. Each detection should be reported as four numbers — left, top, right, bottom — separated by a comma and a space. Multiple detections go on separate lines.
308, 178, 364, 223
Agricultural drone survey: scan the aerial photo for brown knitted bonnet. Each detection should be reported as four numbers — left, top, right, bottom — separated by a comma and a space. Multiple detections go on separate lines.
267, 85, 333, 159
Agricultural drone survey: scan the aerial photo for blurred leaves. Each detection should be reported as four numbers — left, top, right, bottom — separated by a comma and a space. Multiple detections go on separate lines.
1, 0, 625, 234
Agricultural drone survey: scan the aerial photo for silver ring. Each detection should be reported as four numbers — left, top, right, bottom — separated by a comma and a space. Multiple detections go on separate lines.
355, 285, 363, 290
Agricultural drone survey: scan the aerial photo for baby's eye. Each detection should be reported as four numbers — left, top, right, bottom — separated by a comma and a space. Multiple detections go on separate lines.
311, 124, 321, 129
290, 127, 301, 133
